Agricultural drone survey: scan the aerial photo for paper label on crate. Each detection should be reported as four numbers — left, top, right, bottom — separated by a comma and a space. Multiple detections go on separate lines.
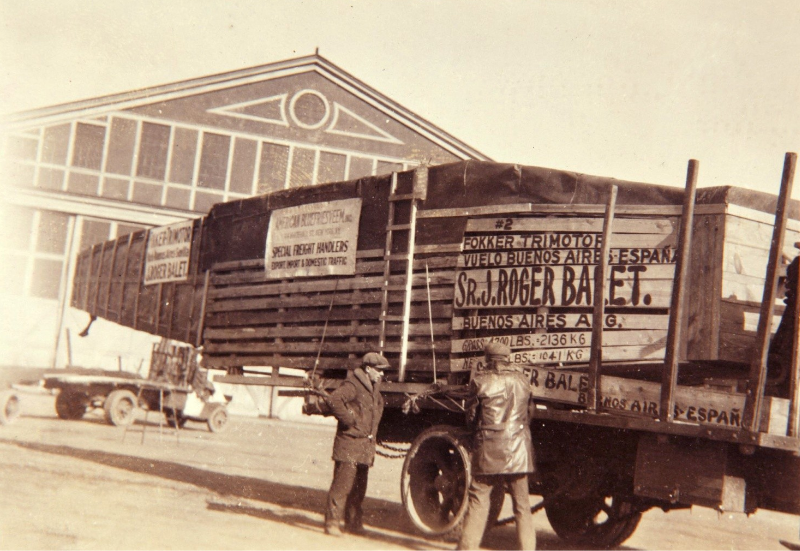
144, 220, 194, 285
265, 198, 362, 278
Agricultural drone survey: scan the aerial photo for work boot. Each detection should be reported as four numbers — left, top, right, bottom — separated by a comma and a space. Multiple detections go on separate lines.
344, 523, 364, 535
325, 524, 343, 537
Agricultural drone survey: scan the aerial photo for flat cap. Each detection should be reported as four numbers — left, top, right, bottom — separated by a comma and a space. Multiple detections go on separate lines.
362, 352, 390, 368
484, 342, 511, 359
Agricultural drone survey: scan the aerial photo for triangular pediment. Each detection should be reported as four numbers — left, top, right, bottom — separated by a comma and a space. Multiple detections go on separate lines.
207, 94, 289, 126
206, 90, 404, 145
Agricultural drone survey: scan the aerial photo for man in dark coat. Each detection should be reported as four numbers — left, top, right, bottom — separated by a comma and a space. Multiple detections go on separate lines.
324, 352, 388, 536
457, 342, 536, 550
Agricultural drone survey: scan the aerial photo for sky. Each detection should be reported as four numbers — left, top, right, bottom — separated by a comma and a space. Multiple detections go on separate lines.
1, 0, 799, 195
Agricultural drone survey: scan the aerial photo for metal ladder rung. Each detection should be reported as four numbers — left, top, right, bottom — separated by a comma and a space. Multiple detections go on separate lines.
384, 253, 411, 261
387, 223, 411, 231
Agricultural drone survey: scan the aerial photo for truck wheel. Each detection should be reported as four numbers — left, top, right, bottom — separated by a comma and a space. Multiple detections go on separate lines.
0, 390, 21, 425
206, 405, 228, 433
544, 492, 641, 549
55, 390, 87, 420
104, 390, 138, 426
401, 425, 471, 539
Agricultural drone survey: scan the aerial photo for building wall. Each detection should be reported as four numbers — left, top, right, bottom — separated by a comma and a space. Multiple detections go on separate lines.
0, 63, 470, 372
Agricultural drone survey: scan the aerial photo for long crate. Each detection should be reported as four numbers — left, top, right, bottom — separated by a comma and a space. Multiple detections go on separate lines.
70, 160, 800, 380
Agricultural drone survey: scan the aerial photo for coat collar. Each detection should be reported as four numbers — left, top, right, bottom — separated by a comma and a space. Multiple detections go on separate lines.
353, 367, 374, 393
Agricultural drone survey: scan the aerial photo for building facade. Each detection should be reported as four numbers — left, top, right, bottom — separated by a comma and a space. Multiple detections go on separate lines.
1, 54, 487, 371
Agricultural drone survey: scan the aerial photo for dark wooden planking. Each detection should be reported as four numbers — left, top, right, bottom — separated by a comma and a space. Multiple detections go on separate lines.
686, 213, 725, 360
204, 322, 452, 340
208, 270, 456, 300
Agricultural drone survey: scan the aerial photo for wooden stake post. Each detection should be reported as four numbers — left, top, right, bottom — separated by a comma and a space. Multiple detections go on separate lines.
660, 160, 698, 421
743, 152, 797, 432
587, 186, 617, 412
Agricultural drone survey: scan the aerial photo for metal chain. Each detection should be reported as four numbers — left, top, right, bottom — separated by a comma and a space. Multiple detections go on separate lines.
376, 441, 410, 459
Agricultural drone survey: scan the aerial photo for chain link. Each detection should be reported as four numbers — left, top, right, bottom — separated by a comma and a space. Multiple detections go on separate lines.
376, 441, 410, 459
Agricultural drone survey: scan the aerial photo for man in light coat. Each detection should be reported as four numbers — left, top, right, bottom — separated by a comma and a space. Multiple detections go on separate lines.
457, 342, 536, 550
324, 352, 388, 536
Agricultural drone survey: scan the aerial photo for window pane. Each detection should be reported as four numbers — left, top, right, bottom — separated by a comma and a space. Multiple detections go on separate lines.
318, 152, 346, 184
30, 258, 63, 299
0, 253, 27, 295
67, 172, 99, 195
71, 123, 106, 170
37, 167, 64, 190
4, 161, 35, 188
197, 133, 230, 190
348, 156, 374, 179
80, 219, 111, 251
36, 211, 70, 254
257, 142, 289, 194
136, 122, 170, 180
101, 177, 129, 200
116, 223, 147, 238
169, 128, 198, 185
229, 137, 256, 194
165, 186, 191, 210
6, 135, 38, 161
41, 124, 70, 165
193, 190, 223, 213
289, 147, 315, 188
132, 181, 163, 206
106, 118, 137, 175
376, 161, 403, 176
1, 206, 34, 251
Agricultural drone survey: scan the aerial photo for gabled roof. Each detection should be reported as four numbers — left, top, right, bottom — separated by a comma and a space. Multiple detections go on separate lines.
4, 54, 490, 162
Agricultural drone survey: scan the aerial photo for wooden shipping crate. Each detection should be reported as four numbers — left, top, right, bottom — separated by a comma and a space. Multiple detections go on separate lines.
686, 196, 800, 363
69, 161, 800, 378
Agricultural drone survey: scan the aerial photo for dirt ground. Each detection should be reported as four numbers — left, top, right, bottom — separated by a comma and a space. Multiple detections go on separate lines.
1, 390, 799, 550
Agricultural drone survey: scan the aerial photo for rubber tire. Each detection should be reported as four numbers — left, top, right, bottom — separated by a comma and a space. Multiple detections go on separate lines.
0, 390, 21, 425
206, 405, 228, 433
400, 425, 472, 539
544, 492, 642, 549
55, 390, 87, 420
104, 390, 138, 427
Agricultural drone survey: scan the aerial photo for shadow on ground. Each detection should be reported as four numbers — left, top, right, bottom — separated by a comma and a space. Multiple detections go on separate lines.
3, 439, 637, 550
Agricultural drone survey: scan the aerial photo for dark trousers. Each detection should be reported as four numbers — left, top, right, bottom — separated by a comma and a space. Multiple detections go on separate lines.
325, 461, 369, 530
457, 473, 536, 550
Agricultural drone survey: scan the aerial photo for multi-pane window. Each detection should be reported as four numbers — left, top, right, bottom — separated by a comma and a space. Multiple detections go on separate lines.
198, 133, 230, 190
71, 123, 106, 170
136, 122, 171, 180
1, 209, 71, 300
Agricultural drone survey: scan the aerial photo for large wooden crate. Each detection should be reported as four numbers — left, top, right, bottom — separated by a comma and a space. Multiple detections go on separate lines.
69, 161, 800, 379
686, 198, 800, 363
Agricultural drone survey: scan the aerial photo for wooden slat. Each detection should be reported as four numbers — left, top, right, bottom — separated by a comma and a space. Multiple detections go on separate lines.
208, 287, 454, 313
204, 303, 453, 328
208, 271, 456, 300
203, 354, 446, 372
418, 203, 726, 220
466, 216, 676, 234
210, 255, 458, 286
204, 340, 450, 355
204, 322, 452, 340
